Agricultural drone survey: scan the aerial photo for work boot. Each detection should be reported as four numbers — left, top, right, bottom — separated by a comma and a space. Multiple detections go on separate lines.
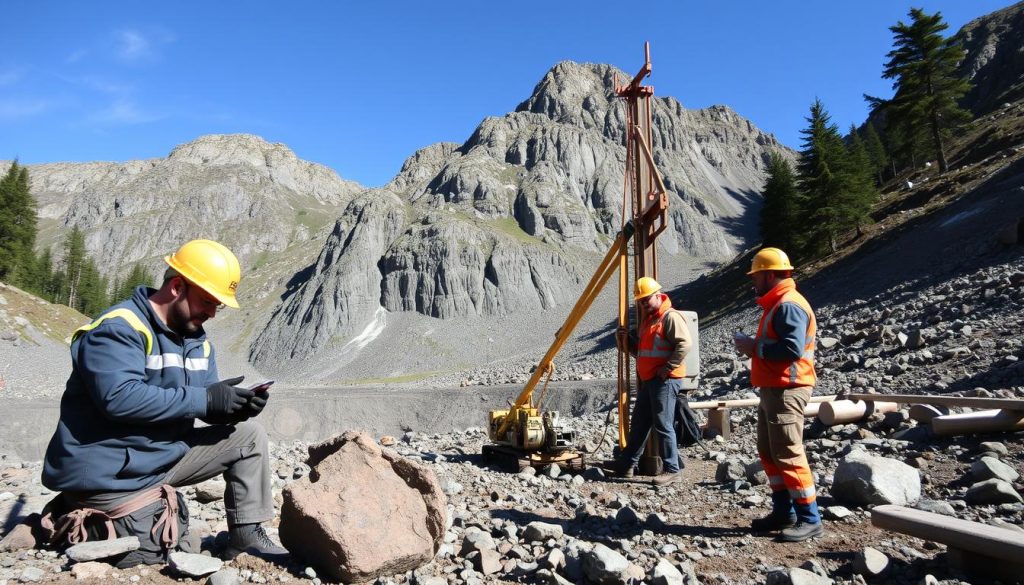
225, 524, 289, 560
113, 548, 166, 569
779, 520, 824, 542
651, 471, 680, 486
750, 512, 797, 532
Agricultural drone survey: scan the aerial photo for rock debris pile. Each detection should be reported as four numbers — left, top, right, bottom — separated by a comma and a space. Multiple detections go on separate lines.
1, 394, 1022, 585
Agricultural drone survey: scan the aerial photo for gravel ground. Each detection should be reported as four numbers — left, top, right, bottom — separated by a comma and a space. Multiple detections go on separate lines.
1, 252, 1022, 585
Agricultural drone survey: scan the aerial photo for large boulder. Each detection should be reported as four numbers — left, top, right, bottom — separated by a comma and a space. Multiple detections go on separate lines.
832, 450, 921, 506
279, 431, 447, 583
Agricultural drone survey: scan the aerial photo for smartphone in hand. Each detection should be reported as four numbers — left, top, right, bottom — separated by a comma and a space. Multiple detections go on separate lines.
248, 380, 275, 394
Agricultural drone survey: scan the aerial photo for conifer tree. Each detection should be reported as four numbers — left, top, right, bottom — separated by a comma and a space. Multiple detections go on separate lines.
0, 162, 37, 283
77, 260, 109, 316
845, 125, 879, 236
59, 226, 88, 309
881, 8, 972, 173
32, 247, 59, 302
796, 99, 851, 255
759, 151, 800, 253
863, 123, 889, 185
115, 263, 154, 300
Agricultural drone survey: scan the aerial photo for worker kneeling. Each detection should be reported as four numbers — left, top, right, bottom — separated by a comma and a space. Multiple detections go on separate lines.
604, 277, 692, 485
39, 240, 287, 567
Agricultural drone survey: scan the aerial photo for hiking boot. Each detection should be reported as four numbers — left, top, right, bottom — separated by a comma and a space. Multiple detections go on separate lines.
779, 520, 824, 542
113, 548, 166, 569
750, 512, 797, 532
651, 471, 680, 486
225, 524, 289, 560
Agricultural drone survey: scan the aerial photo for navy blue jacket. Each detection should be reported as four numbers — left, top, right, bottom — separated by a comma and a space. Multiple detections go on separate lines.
42, 287, 215, 492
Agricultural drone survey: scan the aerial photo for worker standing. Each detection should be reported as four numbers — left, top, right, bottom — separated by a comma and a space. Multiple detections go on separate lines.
604, 277, 692, 485
733, 247, 824, 542
41, 239, 287, 566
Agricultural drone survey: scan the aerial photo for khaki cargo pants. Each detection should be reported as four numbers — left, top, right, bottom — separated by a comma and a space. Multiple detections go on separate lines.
756, 386, 817, 503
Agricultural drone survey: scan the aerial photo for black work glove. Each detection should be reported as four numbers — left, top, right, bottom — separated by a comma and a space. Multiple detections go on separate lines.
242, 392, 268, 418
206, 376, 254, 416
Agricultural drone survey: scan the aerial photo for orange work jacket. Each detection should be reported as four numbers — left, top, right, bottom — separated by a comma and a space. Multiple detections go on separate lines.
751, 278, 816, 388
636, 297, 687, 382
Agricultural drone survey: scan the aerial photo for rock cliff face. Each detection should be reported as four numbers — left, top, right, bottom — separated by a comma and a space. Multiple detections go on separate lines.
249, 62, 790, 371
957, 2, 1024, 115
25, 134, 365, 277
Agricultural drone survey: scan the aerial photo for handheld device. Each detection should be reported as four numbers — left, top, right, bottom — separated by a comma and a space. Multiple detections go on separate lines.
248, 380, 275, 393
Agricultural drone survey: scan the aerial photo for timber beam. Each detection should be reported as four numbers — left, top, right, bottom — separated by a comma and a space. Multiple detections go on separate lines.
871, 504, 1024, 581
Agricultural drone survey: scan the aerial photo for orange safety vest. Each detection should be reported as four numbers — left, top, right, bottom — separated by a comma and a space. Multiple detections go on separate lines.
751, 279, 816, 388
636, 297, 687, 381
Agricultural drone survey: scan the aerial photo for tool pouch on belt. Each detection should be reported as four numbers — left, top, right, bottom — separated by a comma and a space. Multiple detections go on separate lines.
39, 485, 189, 565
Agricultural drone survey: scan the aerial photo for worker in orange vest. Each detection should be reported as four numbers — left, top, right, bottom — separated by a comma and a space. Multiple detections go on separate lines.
733, 247, 823, 542
603, 277, 692, 485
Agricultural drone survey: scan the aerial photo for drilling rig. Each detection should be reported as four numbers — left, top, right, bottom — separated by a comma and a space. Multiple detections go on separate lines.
483, 43, 699, 474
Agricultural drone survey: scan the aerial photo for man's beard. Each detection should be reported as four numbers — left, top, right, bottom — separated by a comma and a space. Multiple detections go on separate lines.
167, 303, 203, 337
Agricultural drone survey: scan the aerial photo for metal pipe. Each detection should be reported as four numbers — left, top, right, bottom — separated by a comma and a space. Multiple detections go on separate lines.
931, 409, 1024, 437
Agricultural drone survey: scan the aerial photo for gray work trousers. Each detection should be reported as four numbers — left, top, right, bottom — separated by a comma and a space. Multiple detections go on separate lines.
66, 421, 274, 526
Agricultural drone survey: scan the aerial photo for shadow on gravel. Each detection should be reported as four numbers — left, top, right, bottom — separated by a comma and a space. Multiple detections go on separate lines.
489, 509, 747, 540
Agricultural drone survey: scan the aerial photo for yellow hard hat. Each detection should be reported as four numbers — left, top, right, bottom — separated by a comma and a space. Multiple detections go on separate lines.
747, 247, 794, 275
164, 239, 241, 308
634, 276, 662, 300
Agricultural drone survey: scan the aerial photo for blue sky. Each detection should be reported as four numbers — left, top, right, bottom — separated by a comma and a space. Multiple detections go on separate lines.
1, 1, 1014, 187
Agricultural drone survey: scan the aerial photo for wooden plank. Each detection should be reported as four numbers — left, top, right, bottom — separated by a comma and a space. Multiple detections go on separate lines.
689, 395, 836, 410
707, 407, 731, 439
871, 505, 1024, 562
846, 393, 1024, 411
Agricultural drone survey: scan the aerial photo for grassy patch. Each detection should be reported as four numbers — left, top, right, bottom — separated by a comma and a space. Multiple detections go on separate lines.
0, 282, 89, 344
489, 217, 537, 244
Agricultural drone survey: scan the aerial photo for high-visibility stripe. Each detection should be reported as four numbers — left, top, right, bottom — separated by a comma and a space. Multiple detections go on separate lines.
184, 358, 209, 371
768, 476, 786, 487
146, 354, 209, 371
202, 341, 210, 358
789, 486, 816, 500
636, 300, 687, 381
74, 309, 154, 355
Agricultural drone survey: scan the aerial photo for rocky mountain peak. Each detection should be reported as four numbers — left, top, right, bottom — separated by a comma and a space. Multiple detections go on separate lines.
515, 61, 623, 130
25, 133, 365, 285
169, 133, 294, 168
957, 1, 1024, 114
248, 59, 793, 377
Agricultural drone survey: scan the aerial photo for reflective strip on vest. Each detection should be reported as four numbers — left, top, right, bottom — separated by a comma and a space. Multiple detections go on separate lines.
636, 307, 687, 381
145, 354, 210, 371
73, 309, 154, 355
76, 309, 211, 373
